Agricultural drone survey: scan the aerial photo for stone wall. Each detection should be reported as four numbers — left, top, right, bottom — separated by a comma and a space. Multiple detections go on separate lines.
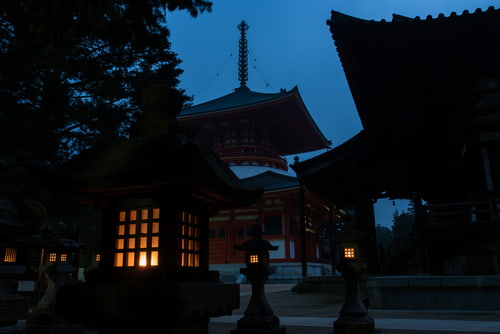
368, 275, 500, 310
210, 263, 333, 283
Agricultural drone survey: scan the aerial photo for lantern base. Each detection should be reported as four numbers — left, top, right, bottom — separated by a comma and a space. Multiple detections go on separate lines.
232, 315, 285, 334
231, 327, 286, 334
334, 316, 375, 334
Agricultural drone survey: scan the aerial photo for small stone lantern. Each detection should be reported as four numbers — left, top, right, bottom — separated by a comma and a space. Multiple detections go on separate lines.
334, 240, 375, 334
232, 223, 285, 334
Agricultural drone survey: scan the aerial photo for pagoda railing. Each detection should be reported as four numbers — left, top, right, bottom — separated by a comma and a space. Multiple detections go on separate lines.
427, 200, 500, 225
213, 144, 288, 171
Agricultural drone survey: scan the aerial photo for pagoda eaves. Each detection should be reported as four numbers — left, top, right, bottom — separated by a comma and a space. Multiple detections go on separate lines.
178, 86, 331, 158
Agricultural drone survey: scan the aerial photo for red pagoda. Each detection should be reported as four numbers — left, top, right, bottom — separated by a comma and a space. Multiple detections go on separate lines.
178, 21, 339, 278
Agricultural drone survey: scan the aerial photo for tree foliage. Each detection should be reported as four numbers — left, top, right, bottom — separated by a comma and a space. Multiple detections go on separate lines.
391, 208, 415, 241
0, 0, 211, 172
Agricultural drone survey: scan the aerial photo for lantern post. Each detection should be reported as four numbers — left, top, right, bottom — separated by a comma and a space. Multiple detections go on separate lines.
232, 223, 285, 334
334, 242, 375, 334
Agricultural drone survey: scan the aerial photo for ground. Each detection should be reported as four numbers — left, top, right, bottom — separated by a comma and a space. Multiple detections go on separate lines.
209, 284, 500, 334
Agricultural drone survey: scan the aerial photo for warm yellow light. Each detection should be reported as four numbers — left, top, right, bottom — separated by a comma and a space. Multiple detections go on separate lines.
152, 222, 160, 233
153, 208, 160, 219
115, 253, 124, 267
249, 254, 259, 264
128, 238, 135, 249
139, 252, 147, 267
117, 225, 125, 236
140, 223, 148, 234
49, 253, 57, 262
140, 237, 147, 248
95, 253, 101, 262
116, 239, 124, 250
151, 251, 159, 266
119, 211, 126, 222
141, 209, 148, 220
60, 254, 68, 262
194, 254, 199, 267
344, 247, 356, 259
129, 224, 136, 235
4, 248, 17, 263
151, 236, 159, 248
127, 252, 135, 266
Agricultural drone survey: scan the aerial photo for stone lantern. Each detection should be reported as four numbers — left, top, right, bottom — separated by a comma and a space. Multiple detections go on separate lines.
334, 239, 375, 334
49, 84, 261, 334
232, 223, 285, 334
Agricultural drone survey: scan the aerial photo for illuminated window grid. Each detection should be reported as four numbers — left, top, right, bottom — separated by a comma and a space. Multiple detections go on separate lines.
3, 248, 17, 263
49, 253, 57, 262
114, 208, 160, 268
344, 247, 356, 259
249, 254, 259, 264
177, 211, 200, 268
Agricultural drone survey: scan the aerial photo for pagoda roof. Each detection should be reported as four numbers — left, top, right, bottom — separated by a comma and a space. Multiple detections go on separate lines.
180, 86, 291, 116
240, 170, 299, 192
178, 86, 331, 156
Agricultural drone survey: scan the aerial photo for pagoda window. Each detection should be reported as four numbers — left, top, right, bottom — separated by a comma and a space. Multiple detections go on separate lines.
114, 208, 160, 268
177, 211, 200, 268
265, 216, 283, 235
289, 218, 295, 235
218, 229, 226, 238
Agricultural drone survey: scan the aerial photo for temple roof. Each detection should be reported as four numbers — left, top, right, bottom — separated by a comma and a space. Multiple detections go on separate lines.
294, 7, 500, 206
240, 170, 299, 192
180, 86, 290, 117
327, 6, 500, 133
178, 86, 331, 156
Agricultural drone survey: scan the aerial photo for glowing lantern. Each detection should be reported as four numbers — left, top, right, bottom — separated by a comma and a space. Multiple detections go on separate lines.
114, 208, 160, 268
340, 243, 359, 263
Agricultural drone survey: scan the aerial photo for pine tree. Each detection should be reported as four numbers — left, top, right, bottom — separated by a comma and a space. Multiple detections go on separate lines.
0, 0, 211, 198
0, 0, 210, 164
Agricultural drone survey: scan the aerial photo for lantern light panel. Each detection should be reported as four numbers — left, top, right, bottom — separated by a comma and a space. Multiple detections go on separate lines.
344, 247, 356, 259
177, 211, 201, 268
3, 248, 17, 263
114, 208, 160, 268
249, 254, 259, 264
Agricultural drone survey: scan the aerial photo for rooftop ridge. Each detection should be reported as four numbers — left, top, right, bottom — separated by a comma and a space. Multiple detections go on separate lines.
329, 6, 499, 25
179, 86, 298, 117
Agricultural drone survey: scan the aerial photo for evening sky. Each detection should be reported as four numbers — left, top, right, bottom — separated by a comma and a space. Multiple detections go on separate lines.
166, 0, 496, 226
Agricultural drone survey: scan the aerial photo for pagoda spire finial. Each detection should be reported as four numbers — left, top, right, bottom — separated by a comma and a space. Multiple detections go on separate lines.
237, 20, 249, 87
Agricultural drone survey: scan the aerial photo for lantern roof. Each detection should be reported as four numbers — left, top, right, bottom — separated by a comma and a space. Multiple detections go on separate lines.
235, 223, 279, 252
52, 133, 261, 209
48, 85, 262, 209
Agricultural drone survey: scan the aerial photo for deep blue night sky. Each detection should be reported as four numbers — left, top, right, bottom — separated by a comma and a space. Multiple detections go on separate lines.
166, 1, 496, 226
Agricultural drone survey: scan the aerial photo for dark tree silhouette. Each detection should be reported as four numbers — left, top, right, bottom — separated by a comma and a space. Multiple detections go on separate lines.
0, 0, 211, 199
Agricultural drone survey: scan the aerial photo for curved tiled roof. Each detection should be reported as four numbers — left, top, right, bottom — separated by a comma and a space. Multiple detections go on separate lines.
328, 6, 499, 25
177, 85, 331, 156
179, 85, 297, 117
240, 170, 299, 192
